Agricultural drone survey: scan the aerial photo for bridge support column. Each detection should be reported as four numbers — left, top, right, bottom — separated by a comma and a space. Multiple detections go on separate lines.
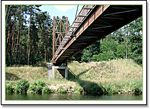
47, 63, 68, 79
47, 63, 53, 79
65, 67, 68, 79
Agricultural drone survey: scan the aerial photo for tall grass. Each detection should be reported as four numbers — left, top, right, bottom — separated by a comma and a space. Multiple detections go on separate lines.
67, 59, 143, 95
6, 66, 48, 82
5, 59, 143, 95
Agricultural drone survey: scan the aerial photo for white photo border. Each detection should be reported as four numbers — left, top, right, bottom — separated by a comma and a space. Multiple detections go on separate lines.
1, 0, 147, 105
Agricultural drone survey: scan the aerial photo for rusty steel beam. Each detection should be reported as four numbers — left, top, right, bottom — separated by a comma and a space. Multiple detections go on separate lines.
66, 17, 68, 34
71, 26, 79, 28
52, 16, 56, 60
52, 16, 69, 63
52, 5, 97, 62
53, 5, 142, 65
103, 9, 138, 16
78, 15, 88, 17
53, 5, 110, 63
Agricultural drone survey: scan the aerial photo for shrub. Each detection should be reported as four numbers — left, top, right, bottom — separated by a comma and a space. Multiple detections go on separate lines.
57, 87, 67, 94
104, 84, 119, 95
28, 84, 36, 94
35, 80, 46, 87
105, 87, 117, 95
28, 80, 46, 94
6, 83, 14, 94
73, 86, 84, 94
42, 87, 53, 94
35, 85, 43, 94
133, 88, 142, 95
16, 80, 29, 94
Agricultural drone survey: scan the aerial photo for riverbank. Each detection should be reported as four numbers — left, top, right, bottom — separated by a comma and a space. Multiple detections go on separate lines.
5, 59, 143, 96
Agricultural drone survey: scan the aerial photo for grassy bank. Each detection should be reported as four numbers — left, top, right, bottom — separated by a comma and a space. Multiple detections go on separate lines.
5, 59, 143, 96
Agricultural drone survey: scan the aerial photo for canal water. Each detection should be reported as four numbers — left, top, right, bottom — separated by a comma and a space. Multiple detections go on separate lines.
6, 94, 142, 100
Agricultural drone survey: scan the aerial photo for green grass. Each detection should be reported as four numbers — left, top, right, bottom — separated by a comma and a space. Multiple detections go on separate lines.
6, 66, 48, 82
68, 59, 142, 82
5, 59, 143, 95
67, 59, 143, 95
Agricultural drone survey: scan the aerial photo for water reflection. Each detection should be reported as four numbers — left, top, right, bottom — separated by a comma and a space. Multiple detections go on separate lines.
6, 94, 142, 100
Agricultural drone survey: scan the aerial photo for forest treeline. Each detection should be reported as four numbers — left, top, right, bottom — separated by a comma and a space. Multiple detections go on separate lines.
6, 5, 53, 65
80, 17, 142, 64
5, 5, 142, 66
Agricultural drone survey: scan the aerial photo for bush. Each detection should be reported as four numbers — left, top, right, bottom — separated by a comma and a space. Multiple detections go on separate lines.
105, 87, 118, 95
73, 86, 84, 94
104, 84, 121, 95
42, 87, 53, 94
16, 80, 29, 94
28, 84, 36, 94
35, 80, 46, 87
6, 83, 14, 94
28, 80, 46, 94
35, 85, 43, 94
133, 88, 142, 95
57, 87, 67, 94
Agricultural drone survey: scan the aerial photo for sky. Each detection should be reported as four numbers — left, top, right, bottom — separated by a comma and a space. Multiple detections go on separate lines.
39, 5, 83, 24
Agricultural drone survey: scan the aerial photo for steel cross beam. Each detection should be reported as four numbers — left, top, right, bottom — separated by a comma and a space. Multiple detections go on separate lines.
52, 5, 142, 65
52, 16, 69, 62
53, 5, 109, 64
52, 5, 96, 63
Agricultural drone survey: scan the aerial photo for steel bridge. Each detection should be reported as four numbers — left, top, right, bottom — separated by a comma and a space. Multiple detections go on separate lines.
52, 5, 142, 65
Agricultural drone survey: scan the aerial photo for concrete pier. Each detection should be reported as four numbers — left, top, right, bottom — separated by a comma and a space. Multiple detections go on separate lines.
47, 63, 68, 79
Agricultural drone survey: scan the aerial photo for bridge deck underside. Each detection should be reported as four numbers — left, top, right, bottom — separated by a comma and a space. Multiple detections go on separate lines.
54, 5, 142, 65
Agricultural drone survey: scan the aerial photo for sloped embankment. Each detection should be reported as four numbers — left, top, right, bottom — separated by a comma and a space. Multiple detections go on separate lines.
67, 59, 143, 95
5, 59, 143, 95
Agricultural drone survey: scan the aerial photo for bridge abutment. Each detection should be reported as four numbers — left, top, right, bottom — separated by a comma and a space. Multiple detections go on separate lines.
47, 63, 68, 79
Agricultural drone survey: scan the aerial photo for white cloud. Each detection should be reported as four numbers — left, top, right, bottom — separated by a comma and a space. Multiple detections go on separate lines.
53, 5, 76, 12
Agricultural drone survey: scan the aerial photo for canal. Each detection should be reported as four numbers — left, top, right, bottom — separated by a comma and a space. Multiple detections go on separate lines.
6, 94, 142, 100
